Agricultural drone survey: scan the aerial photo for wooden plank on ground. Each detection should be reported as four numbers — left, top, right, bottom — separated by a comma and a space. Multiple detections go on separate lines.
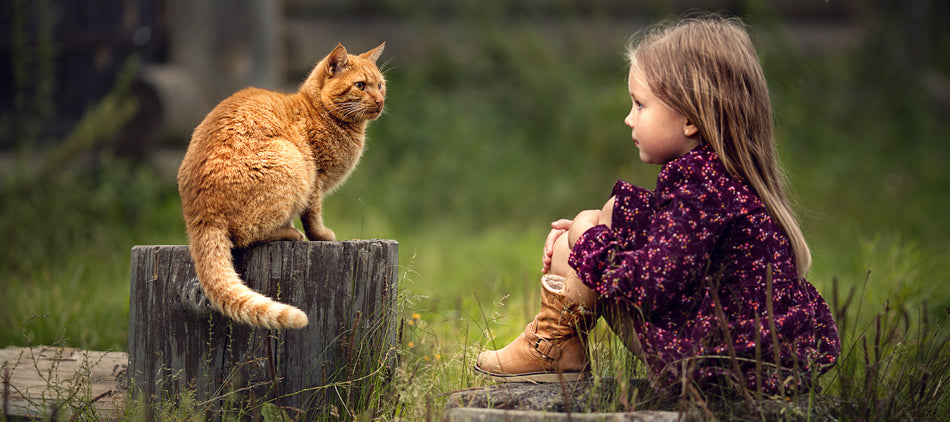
0, 346, 128, 420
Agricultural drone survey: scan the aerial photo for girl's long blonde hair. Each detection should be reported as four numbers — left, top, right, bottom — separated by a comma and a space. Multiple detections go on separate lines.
627, 15, 811, 276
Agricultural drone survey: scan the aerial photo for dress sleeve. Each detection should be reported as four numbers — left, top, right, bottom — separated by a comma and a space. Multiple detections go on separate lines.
570, 161, 729, 314
609, 180, 654, 249
568, 180, 653, 298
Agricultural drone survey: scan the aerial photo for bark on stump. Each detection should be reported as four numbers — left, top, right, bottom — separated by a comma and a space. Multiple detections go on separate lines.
127, 240, 398, 419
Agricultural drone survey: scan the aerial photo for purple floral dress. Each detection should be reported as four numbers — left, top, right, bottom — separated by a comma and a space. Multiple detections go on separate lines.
569, 143, 840, 394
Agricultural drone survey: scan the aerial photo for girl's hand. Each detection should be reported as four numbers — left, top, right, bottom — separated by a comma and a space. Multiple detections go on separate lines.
542, 219, 572, 273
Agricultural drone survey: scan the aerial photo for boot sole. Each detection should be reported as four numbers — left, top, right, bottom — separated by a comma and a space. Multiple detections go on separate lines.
473, 364, 587, 383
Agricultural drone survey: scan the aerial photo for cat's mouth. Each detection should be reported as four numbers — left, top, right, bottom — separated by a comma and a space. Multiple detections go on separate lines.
333, 106, 384, 121
364, 106, 384, 119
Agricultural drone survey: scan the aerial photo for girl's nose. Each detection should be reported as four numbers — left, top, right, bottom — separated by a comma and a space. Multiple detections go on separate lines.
624, 112, 635, 129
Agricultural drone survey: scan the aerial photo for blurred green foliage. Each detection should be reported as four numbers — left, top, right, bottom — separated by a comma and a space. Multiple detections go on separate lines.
1, 2, 949, 418
1, 0, 947, 351
351, 21, 645, 230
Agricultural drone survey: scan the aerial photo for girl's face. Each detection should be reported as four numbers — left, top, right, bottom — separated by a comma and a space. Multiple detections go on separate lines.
624, 66, 699, 165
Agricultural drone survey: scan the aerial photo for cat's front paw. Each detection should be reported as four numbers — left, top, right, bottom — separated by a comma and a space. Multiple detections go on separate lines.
273, 227, 307, 242
307, 227, 336, 241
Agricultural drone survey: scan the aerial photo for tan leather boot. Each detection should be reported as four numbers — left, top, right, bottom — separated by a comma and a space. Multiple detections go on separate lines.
474, 275, 596, 383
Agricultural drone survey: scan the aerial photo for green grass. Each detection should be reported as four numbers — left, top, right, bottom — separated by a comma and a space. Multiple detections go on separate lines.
2, 5, 949, 421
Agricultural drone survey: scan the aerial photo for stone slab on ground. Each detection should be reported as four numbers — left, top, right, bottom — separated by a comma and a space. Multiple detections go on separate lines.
444, 378, 839, 421
444, 378, 685, 421
448, 378, 605, 412
444, 407, 684, 422
445, 378, 666, 413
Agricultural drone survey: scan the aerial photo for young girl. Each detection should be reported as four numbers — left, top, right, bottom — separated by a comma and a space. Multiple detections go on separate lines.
475, 15, 840, 395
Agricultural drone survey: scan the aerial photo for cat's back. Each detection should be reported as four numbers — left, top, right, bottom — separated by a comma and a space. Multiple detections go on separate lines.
178, 86, 313, 193
194, 87, 300, 142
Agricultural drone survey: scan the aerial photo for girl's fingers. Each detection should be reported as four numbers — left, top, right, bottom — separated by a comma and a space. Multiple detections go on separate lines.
542, 228, 568, 272
544, 229, 566, 254
543, 220, 572, 273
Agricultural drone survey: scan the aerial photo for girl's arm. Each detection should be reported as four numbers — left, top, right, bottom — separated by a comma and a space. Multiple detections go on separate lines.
542, 197, 616, 273
569, 165, 726, 314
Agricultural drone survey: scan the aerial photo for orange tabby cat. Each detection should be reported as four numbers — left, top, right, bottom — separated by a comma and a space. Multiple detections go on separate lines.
177, 43, 386, 329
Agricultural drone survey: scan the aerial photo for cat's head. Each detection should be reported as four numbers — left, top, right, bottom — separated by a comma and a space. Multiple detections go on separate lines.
303, 43, 386, 122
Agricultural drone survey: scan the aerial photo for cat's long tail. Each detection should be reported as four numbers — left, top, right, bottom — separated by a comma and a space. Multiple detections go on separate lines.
189, 225, 309, 329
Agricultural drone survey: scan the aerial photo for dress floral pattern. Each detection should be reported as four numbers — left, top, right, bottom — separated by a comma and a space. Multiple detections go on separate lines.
569, 143, 840, 394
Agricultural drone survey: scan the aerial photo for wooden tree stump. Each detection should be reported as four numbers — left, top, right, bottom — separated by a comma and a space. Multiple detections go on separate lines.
127, 240, 398, 419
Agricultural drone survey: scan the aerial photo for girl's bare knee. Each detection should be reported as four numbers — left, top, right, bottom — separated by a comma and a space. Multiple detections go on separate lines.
549, 234, 575, 278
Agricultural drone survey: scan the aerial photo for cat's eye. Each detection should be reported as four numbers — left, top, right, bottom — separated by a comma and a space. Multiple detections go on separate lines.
354, 81, 366, 90
377, 83, 383, 90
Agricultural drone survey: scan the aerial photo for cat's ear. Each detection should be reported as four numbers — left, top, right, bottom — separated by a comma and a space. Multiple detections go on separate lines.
360, 42, 386, 64
326, 44, 349, 77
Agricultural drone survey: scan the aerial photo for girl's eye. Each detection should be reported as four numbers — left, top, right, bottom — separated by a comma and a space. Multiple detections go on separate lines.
355, 82, 366, 90
635, 101, 643, 110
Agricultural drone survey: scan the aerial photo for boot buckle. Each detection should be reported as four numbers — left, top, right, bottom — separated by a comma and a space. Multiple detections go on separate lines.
532, 336, 559, 361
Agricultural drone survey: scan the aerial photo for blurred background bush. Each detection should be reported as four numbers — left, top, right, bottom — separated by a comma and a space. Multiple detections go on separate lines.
1, 0, 947, 357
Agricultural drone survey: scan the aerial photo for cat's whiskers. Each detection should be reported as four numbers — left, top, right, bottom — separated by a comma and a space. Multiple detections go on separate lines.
377, 58, 396, 75
329, 101, 362, 119
329, 101, 380, 121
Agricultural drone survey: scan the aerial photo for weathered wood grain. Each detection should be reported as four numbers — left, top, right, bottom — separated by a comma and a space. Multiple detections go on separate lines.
128, 240, 398, 419
0, 346, 128, 420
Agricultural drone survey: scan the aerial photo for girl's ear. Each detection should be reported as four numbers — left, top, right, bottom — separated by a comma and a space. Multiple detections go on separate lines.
684, 120, 699, 138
